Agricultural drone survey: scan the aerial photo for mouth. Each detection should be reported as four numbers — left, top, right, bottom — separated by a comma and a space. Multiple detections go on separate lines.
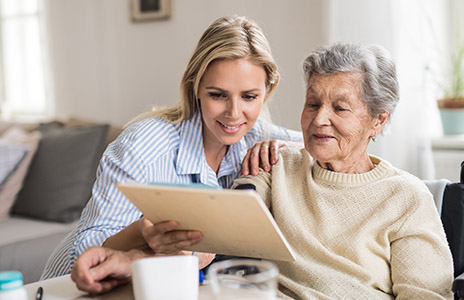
217, 121, 244, 133
312, 133, 335, 140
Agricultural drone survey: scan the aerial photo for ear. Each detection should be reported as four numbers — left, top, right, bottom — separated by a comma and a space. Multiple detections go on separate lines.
372, 111, 389, 136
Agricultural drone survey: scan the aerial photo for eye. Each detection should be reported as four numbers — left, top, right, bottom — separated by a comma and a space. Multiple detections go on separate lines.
334, 102, 351, 112
209, 92, 227, 100
305, 99, 320, 110
242, 94, 258, 101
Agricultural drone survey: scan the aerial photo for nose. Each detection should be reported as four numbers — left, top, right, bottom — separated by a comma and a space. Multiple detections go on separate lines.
225, 97, 240, 119
313, 106, 331, 126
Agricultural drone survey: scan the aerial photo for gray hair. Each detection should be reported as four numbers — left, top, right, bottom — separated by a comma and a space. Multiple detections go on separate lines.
302, 42, 399, 126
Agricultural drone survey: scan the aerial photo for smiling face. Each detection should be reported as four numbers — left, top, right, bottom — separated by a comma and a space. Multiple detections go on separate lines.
301, 72, 388, 173
198, 58, 266, 152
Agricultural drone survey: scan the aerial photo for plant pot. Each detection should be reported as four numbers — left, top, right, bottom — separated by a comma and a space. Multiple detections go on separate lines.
437, 98, 464, 135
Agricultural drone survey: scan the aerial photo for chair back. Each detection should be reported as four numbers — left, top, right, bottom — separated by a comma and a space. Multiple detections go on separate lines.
441, 161, 464, 278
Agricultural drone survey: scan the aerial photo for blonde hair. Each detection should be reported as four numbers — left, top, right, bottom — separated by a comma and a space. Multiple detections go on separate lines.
129, 16, 279, 125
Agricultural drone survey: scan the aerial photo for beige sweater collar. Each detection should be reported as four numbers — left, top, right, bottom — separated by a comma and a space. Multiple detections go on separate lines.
312, 155, 393, 186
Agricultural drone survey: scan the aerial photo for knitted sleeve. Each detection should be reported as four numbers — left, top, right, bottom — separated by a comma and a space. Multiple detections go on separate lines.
232, 168, 273, 209
390, 181, 454, 299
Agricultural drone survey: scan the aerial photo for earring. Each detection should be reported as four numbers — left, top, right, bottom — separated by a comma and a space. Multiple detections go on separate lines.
371, 136, 377, 142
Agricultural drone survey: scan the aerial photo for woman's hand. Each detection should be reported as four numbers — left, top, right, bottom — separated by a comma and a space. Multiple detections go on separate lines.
140, 217, 204, 255
241, 139, 289, 176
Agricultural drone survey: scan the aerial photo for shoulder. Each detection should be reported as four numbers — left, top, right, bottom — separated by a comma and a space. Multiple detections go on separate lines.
374, 156, 433, 206
276, 146, 311, 169
121, 117, 179, 142
379, 157, 429, 191
110, 117, 181, 159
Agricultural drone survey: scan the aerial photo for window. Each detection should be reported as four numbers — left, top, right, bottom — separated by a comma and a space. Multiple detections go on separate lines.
0, 0, 50, 119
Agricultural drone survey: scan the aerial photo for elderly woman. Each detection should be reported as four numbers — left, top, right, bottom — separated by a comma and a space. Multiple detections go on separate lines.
233, 42, 454, 299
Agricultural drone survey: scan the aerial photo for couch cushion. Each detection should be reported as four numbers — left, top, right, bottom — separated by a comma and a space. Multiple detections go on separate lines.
0, 216, 78, 247
0, 121, 38, 136
0, 127, 41, 220
0, 231, 73, 284
65, 117, 122, 148
0, 140, 27, 185
11, 123, 109, 223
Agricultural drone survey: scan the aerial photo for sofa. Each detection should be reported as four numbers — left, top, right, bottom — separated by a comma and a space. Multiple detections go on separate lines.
0, 117, 122, 283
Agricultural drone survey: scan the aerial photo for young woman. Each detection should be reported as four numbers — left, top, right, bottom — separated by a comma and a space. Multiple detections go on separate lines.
41, 15, 302, 285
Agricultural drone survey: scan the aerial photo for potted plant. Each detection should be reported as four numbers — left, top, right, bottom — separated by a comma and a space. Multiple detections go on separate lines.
436, 40, 464, 135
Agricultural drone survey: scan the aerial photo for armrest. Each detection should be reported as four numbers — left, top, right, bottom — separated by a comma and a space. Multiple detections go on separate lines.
453, 272, 464, 298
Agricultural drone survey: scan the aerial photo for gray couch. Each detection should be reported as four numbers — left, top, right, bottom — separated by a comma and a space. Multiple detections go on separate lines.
0, 118, 121, 283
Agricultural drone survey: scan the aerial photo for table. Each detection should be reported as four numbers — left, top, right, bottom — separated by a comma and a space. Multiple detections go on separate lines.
24, 275, 215, 300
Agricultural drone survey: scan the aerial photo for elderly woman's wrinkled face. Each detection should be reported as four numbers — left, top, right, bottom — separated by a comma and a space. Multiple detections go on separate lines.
301, 72, 385, 172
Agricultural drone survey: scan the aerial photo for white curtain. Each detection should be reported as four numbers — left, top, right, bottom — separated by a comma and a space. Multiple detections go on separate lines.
0, 0, 53, 120
325, 0, 449, 179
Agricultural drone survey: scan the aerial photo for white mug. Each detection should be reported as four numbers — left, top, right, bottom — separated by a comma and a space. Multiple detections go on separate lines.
132, 255, 199, 300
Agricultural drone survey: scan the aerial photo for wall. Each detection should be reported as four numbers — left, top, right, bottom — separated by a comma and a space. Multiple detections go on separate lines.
43, 0, 325, 129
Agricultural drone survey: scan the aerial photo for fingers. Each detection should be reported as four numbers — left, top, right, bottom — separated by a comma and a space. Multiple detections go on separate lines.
258, 142, 271, 173
269, 139, 288, 166
241, 139, 292, 176
78, 277, 120, 295
141, 218, 203, 255
88, 251, 132, 281
71, 247, 132, 295
268, 141, 278, 166
241, 149, 252, 176
71, 246, 107, 288
241, 142, 270, 176
153, 232, 203, 254
141, 218, 179, 237
243, 140, 287, 176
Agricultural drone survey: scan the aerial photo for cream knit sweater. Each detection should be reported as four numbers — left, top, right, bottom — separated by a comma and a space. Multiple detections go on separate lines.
233, 146, 453, 300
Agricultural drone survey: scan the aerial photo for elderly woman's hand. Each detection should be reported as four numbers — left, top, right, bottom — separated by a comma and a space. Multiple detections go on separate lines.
241, 139, 303, 176
71, 246, 143, 294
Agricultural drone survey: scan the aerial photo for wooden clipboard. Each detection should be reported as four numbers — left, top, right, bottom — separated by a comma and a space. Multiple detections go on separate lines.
117, 183, 296, 262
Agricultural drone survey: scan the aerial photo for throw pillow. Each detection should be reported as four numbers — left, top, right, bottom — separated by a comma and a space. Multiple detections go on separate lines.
11, 123, 109, 223
0, 127, 41, 221
0, 140, 28, 186
66, 117, 122, 147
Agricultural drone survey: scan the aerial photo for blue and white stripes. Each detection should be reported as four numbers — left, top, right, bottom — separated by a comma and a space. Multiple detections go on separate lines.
41, 111, 302, 279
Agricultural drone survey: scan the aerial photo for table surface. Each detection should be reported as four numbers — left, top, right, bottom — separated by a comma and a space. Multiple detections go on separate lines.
24, 275, 215, 300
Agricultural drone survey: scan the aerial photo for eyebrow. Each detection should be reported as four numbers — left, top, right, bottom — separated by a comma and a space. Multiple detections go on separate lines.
308, 86, 352, 100
205, 86, 226, 92
205, 86, 262, 93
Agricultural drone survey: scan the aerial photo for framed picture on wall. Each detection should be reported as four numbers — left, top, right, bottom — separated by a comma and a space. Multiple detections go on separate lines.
130, 0, 171, 22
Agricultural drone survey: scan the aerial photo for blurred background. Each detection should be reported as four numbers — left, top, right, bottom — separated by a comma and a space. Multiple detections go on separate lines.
0, 0, 462, 180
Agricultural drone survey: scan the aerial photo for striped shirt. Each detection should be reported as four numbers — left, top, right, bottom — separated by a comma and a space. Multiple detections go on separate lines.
41, 111, 302, 279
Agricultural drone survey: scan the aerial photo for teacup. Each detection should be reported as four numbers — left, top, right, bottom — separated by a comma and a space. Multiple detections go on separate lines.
132, 255, 199, 300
